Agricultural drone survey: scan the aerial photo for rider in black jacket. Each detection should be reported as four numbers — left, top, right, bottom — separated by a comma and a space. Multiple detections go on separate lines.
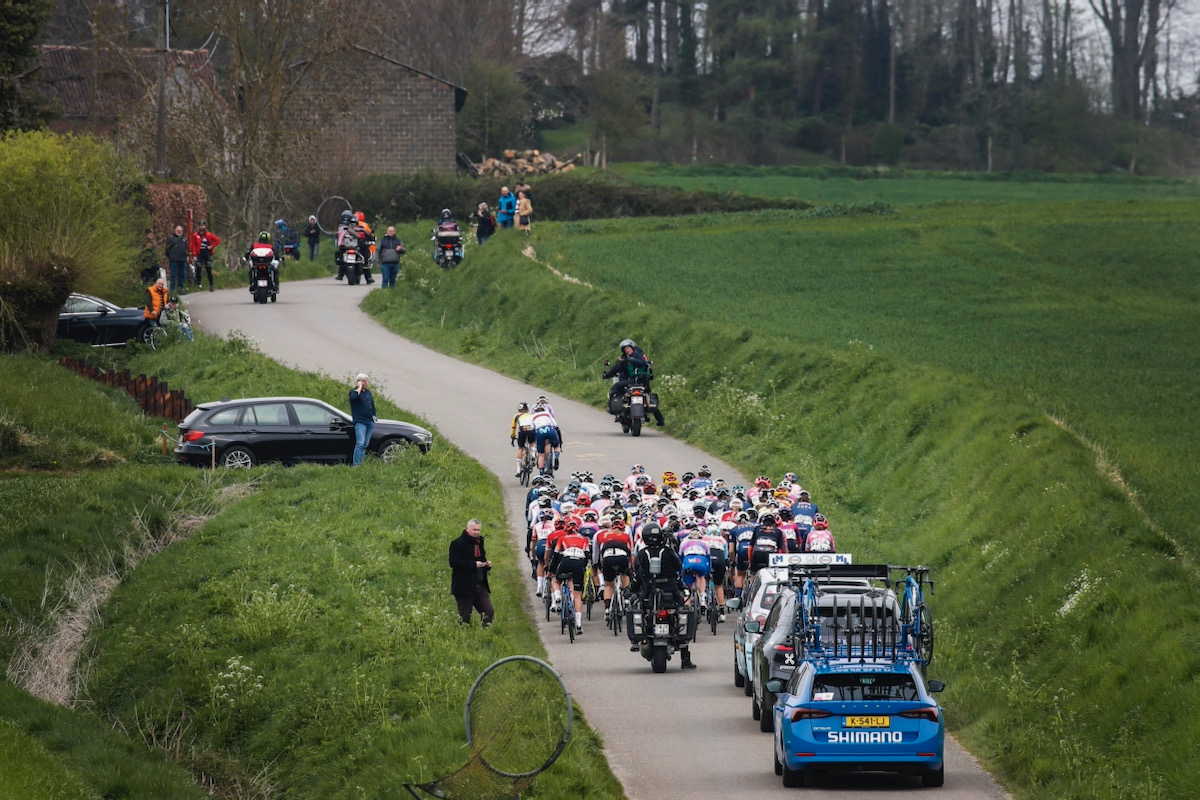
629, 523, 695, 668
603, 339, 665, 426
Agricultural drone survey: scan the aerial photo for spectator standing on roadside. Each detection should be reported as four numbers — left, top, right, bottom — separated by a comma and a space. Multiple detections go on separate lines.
377, 226, 405, 289
514, 180, 532, 203
516, 191, 533, 237
348, 373, 376, 466
304, 215, 321, 261
165, 225, 189, 293
189, 220, 221, 292
144, 277, 169, 322
476, 202, 496, 245
497, 186, 516, 229
449, 518, 494, 626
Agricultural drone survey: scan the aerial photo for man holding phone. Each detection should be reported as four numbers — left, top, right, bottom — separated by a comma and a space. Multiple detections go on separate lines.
449, 519, 494, 626
349, 372, 376, 466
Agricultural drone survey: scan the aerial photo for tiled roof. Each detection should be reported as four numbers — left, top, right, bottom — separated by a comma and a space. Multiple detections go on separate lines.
34, 45, 218, 119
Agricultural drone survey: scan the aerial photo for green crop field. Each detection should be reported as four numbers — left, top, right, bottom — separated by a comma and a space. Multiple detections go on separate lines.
362, 184, 1200, 799
615, 162, 1200, 205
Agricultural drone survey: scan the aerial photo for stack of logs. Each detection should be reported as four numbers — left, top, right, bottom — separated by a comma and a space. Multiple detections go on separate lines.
478, 150, 580, 176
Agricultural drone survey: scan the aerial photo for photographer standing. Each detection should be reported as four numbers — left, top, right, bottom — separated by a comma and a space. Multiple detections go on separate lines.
449, 519, 494, 626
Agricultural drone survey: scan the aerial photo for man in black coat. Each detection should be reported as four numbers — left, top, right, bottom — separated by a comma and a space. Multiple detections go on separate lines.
448, 519, 494, 626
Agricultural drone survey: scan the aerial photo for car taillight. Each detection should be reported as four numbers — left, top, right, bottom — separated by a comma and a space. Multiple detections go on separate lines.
899, 707, 940, 723
182, 430, 205, 442
791, 708, 831, 722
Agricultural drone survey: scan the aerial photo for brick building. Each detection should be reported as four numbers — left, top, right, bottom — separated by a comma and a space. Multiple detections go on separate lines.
348, 48, 467, 176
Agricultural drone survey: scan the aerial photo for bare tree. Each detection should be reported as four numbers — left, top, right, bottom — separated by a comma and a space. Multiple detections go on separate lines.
1088, 0, 1172, 118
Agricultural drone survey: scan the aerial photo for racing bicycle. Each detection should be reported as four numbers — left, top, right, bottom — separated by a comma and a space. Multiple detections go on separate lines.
518, 442, 536, 486
556, 570, 577, 643
582, 562, 600, 621
895, 565, 935, 665
608, 583, 626, 636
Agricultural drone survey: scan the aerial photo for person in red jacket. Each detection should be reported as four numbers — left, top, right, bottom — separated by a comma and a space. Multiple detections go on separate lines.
188, 220, 222, 292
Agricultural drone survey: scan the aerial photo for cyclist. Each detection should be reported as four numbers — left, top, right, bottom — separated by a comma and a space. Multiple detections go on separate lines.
692, 465, 714, 491
777, 507, 802, 553
510, 401, 535, 477
554, 521, 591, 635
730, 510, 756, 599
623, 464, 647, 493
596, 517, 634, 618
544, 520, 567, 611
530, 402, 561, 475
748, 513, 787, 574
679, 526, 711, 614
701, 522, 730, 620
804, 515, 836, 553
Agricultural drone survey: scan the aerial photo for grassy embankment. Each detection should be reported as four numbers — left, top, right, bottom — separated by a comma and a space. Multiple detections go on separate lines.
364, 193, 1200, 800
0, 346, 624, 799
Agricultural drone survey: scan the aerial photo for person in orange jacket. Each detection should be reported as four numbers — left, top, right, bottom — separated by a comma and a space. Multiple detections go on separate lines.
144, 277, 169, 321
188, 220, 222, 292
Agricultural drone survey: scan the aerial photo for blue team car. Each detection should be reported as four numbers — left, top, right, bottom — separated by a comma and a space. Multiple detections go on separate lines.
768, 656, 946, 788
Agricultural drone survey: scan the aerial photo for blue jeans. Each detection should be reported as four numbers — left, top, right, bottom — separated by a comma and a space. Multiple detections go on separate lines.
499, 218, 513, 229
380, 262, 399, 288
308, 241, 319, 260
169, 260, 187, 292
352, 421, 374, 466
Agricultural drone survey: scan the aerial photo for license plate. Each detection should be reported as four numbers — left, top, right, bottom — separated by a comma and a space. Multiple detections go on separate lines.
632, 396, 643, 404
654, 623, 670, 636
845, 716, 890, 728
257, 279, 268, 286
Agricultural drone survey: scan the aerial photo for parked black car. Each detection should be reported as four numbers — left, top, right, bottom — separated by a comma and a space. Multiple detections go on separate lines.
57, 292, 157, 347
174, 396, 433, 468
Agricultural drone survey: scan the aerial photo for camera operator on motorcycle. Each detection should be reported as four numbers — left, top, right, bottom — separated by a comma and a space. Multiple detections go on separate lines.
334, 211, 355, 281
628, 522, 695, 668
431, 209, 464, 265
603, 339, 665, 427
244, 231, 280, 294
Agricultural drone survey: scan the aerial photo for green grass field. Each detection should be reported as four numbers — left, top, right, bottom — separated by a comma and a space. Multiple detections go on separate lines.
362, 186, 1200, 799
0, 342, 624, 799
615, 162, 1200, 205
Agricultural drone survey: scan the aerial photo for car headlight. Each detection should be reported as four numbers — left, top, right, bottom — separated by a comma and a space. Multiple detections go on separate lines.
416, 431, 433, 444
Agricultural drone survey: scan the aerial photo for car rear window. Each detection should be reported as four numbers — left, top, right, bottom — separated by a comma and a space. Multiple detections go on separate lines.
206, 407, 241, 426
759, 583, 783, 610
811, 673, 918, 702
245, 403, 292, 426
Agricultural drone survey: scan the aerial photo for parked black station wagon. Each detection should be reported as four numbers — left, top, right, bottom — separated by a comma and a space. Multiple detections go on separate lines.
174, 396, 433, 468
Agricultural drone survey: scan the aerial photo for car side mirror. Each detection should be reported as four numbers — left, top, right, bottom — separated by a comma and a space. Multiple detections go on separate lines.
765, 679, 785, 694
725, 597, 742, 610
95, 305, 109, 314
927, 679, 946, 693
744, 620, 762, 634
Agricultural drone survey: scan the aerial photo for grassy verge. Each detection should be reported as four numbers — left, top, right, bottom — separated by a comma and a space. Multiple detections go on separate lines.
1, 338, 624, 799
361, 226, 1199, 799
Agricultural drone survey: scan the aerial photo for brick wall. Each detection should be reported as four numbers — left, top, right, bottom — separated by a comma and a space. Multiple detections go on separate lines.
348, 59, 457, 176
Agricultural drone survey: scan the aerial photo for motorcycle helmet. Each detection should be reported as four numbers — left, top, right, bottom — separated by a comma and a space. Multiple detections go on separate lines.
619, 338, 636, 350
340, 210, 354, 225
440, 209, 453, 221
258, 231, 271, 243
641, 522, 664, 548
355, 211, 366, 222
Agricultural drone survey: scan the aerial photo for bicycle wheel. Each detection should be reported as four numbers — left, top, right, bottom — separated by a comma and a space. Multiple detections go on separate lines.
544, 584, 552, 622
710, 588, 719, 636
612, 593, 623, 636
916, 603, 935, 663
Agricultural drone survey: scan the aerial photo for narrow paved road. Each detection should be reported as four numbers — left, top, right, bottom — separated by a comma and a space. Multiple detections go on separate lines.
185, 278, 1009, 800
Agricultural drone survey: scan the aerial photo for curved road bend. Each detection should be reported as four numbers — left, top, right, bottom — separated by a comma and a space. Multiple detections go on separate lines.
186, 279, 1009, 800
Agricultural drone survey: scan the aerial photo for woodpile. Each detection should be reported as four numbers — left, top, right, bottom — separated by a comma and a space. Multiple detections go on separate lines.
477, 149, 580, 176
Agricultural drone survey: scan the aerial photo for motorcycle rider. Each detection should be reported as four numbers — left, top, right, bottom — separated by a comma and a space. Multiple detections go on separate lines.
244, 231, 280, 295
603, 339, 665, 426
354, 211, 376, 284
335, 210, 356, 281
431, 208, 464, 264
629, 522, 695, 668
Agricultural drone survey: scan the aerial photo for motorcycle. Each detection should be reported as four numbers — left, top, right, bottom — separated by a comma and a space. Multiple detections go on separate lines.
606, 363, 660, 437
627, 587, 695, 673
432, 226, 463, 270
342, 247, 364, 285
249, 257, 278, 304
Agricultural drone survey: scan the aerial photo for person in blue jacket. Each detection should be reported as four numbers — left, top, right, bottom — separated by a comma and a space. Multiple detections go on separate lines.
349, 373, 377, 466
497, 186, 517, 229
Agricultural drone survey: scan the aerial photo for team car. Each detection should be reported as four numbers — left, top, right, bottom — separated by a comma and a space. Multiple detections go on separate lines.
769, 656, 946, 787
729, 565, 789, 697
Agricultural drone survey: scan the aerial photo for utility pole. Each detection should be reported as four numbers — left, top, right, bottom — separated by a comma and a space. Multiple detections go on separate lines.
154, 0, 169, 178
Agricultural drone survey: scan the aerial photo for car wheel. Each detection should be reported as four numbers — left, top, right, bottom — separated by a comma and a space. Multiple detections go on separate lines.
922, 766, 945, 787
734, 653, 745, 688
744, 670, 754, 697
752, 690, 761, 720
773, 744, 783, 776
136, 323, 159, 348
220, 445, 257, 469
759, 689, 775, 732
376, 437, 408, 462
782, 760, 805, 788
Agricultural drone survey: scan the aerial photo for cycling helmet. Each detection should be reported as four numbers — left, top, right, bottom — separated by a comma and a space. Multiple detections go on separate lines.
730, 498, 744, 509
536, 395, 550, 405
716, 487, 731, 498
798, 490, 811, 499
582, 509, 598, 521
440, 209, 452, 220
517, 401, 529, 412
814, 513, 827, 523
602, 473, 617, 483
662, 471, 678, 486
813, 519, 829, 530
643, 483, 657, 495
755, 476, 771, 488
577, 494, 591, 506
638, 502, 655, 515
538, 496, 552, 508
681, 471, 696, 483
698, 465, 711, 476
581, 471, 594, 482
779, 508, 792, 520
565, 518, 580, 531
736, 511, 751, 522
631, 464, 645, 475
641, 522, 664, 548
785, 472, 798, 483
611, 517, 625, 528
538, 510, 554, 521
635, 475, 650, 487
759, 513, 778, 526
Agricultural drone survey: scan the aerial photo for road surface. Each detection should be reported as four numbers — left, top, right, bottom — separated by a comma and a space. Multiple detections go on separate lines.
185, 278, 1009, 800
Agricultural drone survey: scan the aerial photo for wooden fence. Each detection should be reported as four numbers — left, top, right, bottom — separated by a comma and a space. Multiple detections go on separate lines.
59, 358, 194, 422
